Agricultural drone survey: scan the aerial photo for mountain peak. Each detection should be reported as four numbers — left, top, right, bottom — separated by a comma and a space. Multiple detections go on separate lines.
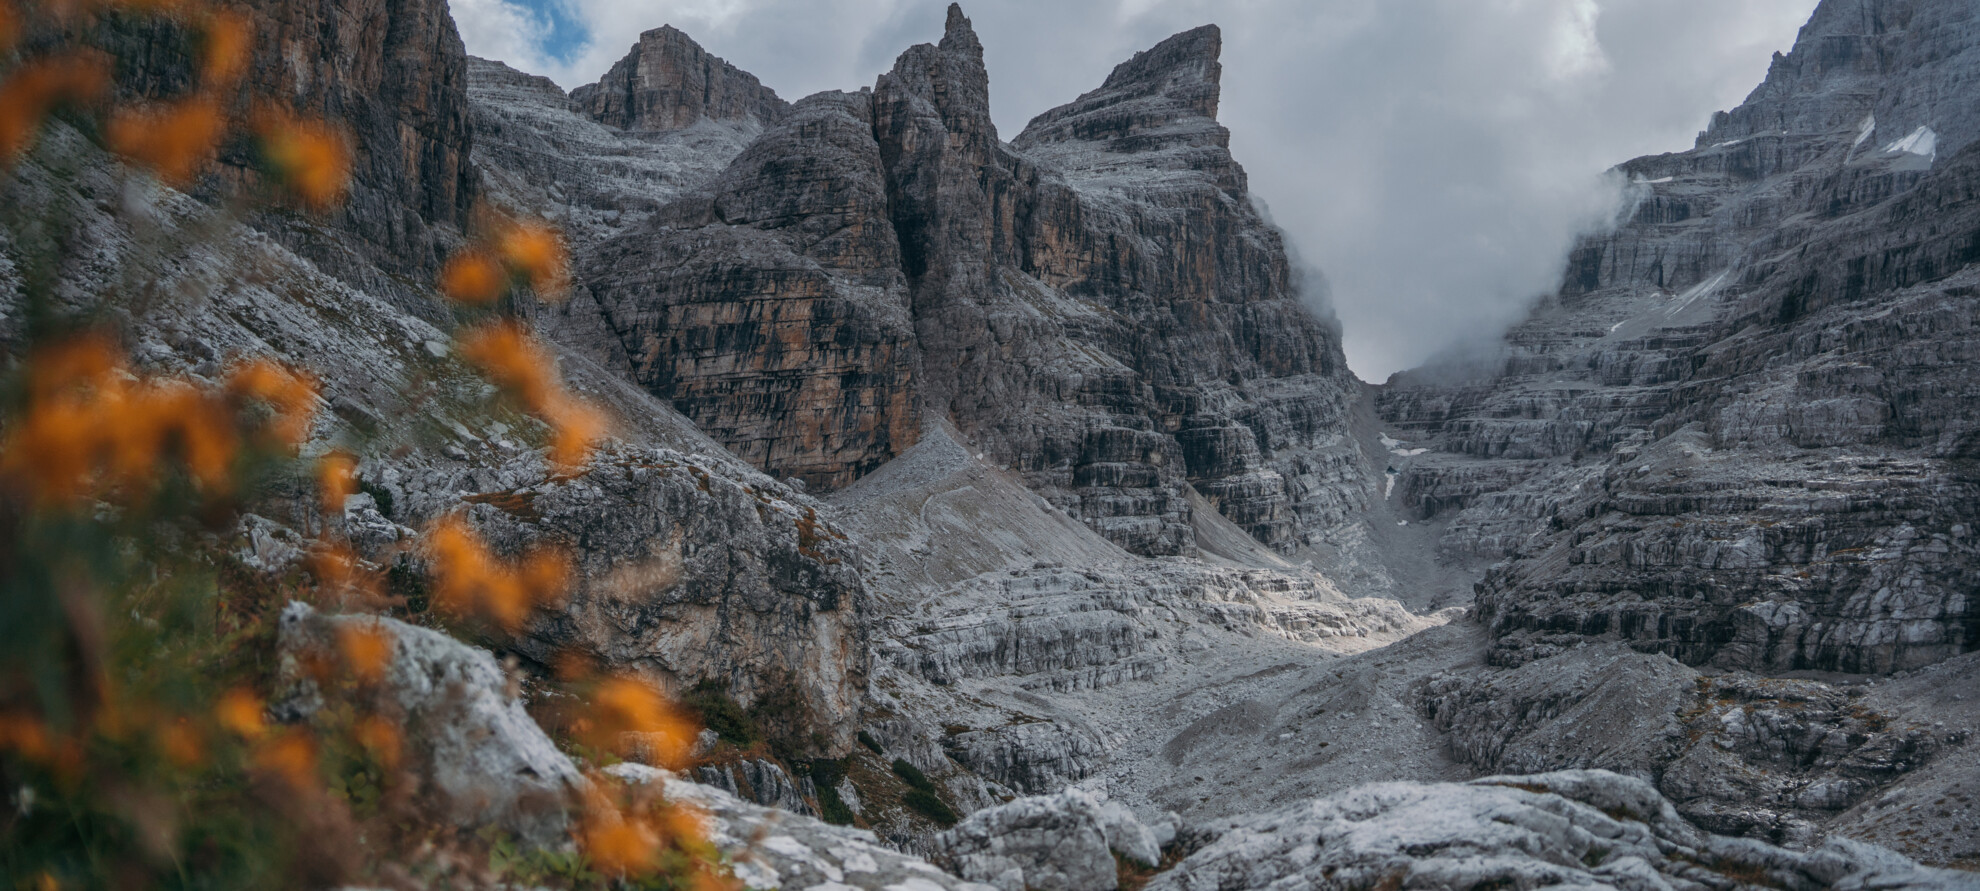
571, 24, 789, 132
1100, 23, 1221, 113
1013, 24, 1225, 151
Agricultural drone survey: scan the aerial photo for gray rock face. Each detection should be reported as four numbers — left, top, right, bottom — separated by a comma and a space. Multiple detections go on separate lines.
1414, 642, 1961, 847
1155, 770, 1974, 891
693, 759, 819, 818
453, 444, 870, 758
607, 764, 999, 891
929, 787, 1152, 891
531, 5, 1367, 556
467, 56, 762, 251
571, 26, 790, 132
1377, 0, 1980, 675
275, 603, 587, 847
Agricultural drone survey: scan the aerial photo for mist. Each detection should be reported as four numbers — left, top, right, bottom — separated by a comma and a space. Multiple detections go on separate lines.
450, 0, 1818, 381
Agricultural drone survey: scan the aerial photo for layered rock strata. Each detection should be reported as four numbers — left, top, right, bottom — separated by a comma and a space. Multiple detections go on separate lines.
1377, 0, 1980, 674
99, 0, 477, 294
571, 26, 790, 132
552, 7, 1366, 555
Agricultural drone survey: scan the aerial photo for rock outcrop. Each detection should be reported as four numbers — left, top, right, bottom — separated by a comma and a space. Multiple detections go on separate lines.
101, 0, 478, 290
928, 787, 1161, 891
275, 603, 587, 847
457, 445, 870, 756
548, 6, 1367, 555
571, 26, 789, 132
1377, 0, 1980, 675
1154, 770, 1973, 891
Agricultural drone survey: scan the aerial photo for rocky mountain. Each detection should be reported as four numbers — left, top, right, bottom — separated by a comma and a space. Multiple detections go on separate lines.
7, 0, 1980, 885
1378, 0, 1980, 676
1366, 0, 1980, 856
529, 7, 1369, 558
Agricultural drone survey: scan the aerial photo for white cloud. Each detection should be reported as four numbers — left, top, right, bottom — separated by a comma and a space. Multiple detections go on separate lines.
451, 0, 1819, 380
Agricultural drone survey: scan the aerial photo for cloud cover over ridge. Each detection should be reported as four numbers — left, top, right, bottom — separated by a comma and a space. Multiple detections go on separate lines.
450, 0, 1818, 380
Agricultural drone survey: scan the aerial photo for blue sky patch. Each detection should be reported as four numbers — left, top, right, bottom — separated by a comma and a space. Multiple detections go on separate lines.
513, 0, 591, 63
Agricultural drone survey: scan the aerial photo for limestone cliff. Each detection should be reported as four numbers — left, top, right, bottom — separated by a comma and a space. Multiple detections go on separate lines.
555, 6, 1366, 555
1377, 0, 1980, 674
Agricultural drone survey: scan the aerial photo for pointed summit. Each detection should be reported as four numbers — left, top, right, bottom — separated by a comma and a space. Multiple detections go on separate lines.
874, 2, 994, 141
571, 25, 789, 132
1014, 24, 1225, 150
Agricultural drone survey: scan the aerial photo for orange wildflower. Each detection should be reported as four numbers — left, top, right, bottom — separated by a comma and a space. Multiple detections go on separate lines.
251, 731, 318, 791
438, 249, 506, 305
317, 450, 358, 513
158, 719, 205, 768
257, 110, 351, 210
457, 321, 604, 465
496, 221, 568, 299
353, 715, 401, 770
214, 688, 266, 739
425, 516, 569, 631
585, 676, 697, 768
198, 9, 253, 89
226, 358, 318, 446
545, 398, 606, 467
107, 96, 225, 186
583, 813, 661, 875
0, 712, 54, 763
0, 338, 263, 502
337, 622, 394, 684
0, 52, 112, 164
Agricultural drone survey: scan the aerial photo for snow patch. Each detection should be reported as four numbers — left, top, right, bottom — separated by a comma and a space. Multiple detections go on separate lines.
1853, 114, 1877, 148
1881, 125, 1937, 160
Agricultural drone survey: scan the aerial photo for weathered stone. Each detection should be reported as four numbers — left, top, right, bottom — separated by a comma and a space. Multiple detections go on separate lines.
571, 26, 789, 132
1377, 0, 1980, 675
1151, 770, 1973, 891
275, 602, 586, 847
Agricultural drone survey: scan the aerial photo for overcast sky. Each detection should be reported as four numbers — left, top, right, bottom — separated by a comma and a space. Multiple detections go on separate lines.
452, 0, 1820, 381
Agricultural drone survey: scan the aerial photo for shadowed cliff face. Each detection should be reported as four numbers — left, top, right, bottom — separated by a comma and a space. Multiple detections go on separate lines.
571, 26, 791, 132
565, 5, 1366, 555
1377, 0, 1980, 675
99, 0, 477, 292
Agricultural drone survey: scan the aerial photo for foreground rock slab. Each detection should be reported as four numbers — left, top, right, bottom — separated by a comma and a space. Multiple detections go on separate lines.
1152, 770, 1974, 891
277, 603, 588, 847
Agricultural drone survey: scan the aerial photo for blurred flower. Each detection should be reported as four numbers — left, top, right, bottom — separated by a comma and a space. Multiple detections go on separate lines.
317, 450, 358, 513
425, 516, 569, 632
250, 731, 318, 791
337, 623, 393, 685
545, 399, 606, 467
0, 712, 55, 763
158, 718, 204, 768
584, 676, 697, 768
0, 4, 16, 54
438, 249, 505, 305
496, 221, 568, 300
256, 109, 351, 211
0, 339, 293, 504
226, 358, 318, 446
198, 10, 252, 88
583, 814, 661, 875
107, 96, 225, 186
353, 715, 401, 770
214, 688, 266, 739
457, 322, 604, 466
0, 52, 112, 164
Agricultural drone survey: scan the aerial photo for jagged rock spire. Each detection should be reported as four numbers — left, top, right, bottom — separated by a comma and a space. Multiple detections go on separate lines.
571, 25, 790, 132
1014, 23, 1228, 156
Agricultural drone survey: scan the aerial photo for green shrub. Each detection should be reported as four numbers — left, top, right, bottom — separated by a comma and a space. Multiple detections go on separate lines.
683, 680, 759, 747
904, 789, 958, 825
891, 758, 933, 792
857, 729, 884, 754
